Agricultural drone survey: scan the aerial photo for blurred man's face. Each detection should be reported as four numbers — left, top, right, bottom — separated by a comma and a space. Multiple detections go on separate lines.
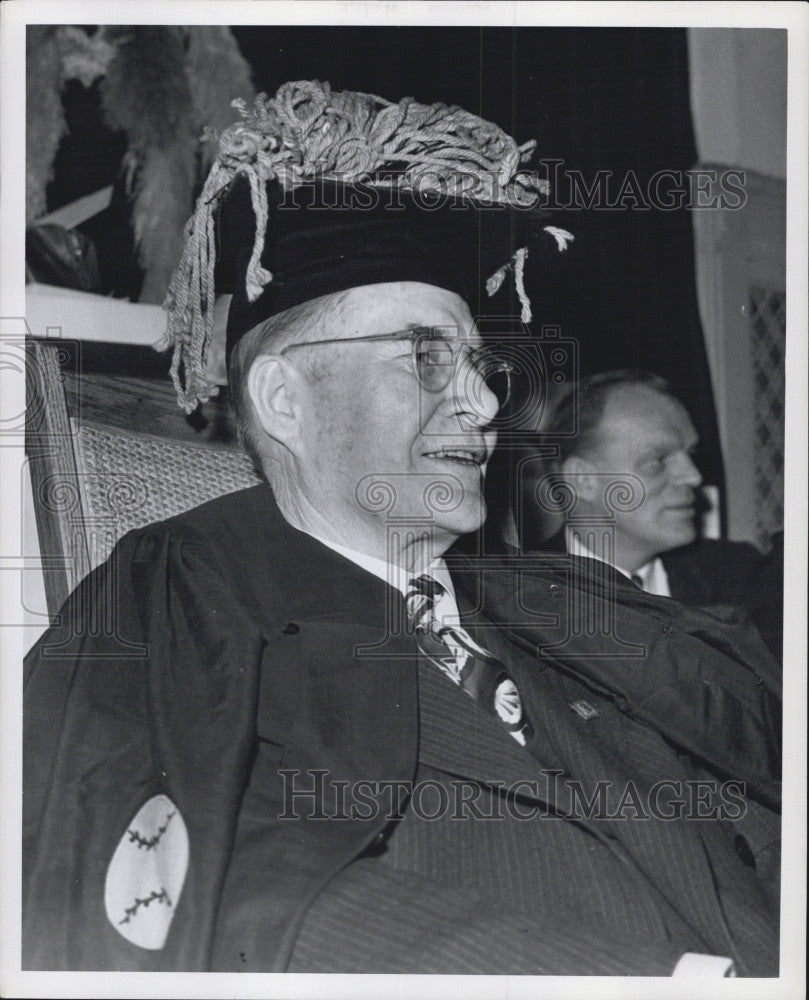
581, 385, 702, 569
293, 282, 500, 563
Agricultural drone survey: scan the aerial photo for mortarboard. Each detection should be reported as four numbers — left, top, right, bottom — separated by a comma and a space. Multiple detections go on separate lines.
161, 80, 574, 412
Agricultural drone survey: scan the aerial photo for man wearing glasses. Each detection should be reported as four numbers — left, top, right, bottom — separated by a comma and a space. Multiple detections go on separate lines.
232, 293, 509, 566
23, 81, 780, 977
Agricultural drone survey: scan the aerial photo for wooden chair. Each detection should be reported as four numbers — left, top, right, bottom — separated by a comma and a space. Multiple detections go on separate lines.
26, 338, 263, 618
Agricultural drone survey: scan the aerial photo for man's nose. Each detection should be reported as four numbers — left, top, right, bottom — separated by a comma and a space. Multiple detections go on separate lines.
676, 452, 703, 487
451, 352, 500, 426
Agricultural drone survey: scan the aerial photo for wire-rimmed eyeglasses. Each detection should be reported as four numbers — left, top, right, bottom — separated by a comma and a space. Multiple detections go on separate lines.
280, 326, 514, 410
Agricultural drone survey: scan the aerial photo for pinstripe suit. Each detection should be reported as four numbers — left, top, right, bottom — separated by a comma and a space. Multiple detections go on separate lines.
23, 485, 780, 974
288, 564, 779, 976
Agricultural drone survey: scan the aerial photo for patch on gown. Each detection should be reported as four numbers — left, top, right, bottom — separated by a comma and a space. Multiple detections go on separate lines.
104, 794, 189, 949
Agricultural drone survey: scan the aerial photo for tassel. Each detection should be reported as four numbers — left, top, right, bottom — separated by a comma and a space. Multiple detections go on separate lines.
484, 249, 532, 324
485, 225, 575, 326
485, 264, 508, 298
513, 248, 532, 324
162, 80, 557, 409
244, 170, 272, 301
543, 226, 575, 251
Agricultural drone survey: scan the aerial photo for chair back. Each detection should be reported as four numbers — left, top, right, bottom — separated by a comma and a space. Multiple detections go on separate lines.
26, 339, 263, 618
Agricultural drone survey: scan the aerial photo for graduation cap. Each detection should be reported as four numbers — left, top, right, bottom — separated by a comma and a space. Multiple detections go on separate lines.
161, 80, 574, 412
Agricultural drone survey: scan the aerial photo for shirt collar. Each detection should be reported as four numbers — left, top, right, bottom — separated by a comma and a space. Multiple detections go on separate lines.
632, 556, 671, 597
306, 532, 456, 601
564, 525, 658, 584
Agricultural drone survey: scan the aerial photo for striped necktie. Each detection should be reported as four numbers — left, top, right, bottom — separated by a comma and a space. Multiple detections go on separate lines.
405, 574, 533, 745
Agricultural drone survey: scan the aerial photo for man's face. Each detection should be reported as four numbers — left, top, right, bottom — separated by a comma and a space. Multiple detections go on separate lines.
292, 282, 499, 559
581, 385, 703, 568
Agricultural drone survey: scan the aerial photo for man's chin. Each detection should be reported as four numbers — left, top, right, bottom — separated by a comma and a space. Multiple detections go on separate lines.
663, 522, 698, 550
434, 499, 487, 542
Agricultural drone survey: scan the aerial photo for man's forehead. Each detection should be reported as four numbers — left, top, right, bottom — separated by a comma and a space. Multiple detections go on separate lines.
336, 281, 477, 338
598, 385, 697, 442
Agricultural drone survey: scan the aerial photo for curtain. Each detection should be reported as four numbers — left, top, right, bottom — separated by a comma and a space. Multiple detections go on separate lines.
49, 25, 723, 530
235, 26, 723, 491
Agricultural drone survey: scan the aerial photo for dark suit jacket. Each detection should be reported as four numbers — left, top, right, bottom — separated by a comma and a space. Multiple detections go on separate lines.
539, 529, 759, 599
23, 485, 781, 974
662, 538, 762, 606
538, 530, 780, 654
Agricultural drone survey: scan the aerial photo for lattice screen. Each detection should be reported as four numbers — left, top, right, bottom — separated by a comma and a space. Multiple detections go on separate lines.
749, 285, 786, 551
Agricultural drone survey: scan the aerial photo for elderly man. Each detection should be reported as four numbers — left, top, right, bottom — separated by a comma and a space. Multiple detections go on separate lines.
23, 82, 780, 977
534, 370, 780, 655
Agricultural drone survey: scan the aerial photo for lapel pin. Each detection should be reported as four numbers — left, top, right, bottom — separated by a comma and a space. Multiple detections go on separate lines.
570, 700, 599, 720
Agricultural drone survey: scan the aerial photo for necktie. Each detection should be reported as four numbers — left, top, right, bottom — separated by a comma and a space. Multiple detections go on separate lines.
631, 573, 644, 590
406, 574, 533, 745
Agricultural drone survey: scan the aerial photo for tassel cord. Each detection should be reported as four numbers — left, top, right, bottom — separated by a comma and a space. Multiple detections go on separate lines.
162, 79, 557, 410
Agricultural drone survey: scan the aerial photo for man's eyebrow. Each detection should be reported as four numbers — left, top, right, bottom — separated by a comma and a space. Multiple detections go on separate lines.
634, 432, 701, 459
633, 435, 680, 457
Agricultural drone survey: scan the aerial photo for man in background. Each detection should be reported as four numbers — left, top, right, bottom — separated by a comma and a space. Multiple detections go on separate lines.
534, 370, 781, 656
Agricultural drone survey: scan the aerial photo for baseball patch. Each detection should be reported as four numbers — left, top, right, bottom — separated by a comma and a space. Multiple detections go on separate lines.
104, 794, 189, 950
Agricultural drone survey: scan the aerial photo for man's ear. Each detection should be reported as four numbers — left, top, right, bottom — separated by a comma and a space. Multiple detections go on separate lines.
560, 455, 600, 505
246, 355, 300, 446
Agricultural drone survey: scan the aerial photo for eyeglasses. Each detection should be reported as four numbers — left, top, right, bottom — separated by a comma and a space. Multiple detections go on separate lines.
280, 327, 515, 410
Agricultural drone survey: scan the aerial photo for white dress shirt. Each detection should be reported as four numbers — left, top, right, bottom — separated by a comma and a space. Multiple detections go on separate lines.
308, 533, 462, 624
565, 526, 672, 597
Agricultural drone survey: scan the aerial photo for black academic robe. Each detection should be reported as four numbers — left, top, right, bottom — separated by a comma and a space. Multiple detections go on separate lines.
23, 485, 781, 973
537, 530, 779, 654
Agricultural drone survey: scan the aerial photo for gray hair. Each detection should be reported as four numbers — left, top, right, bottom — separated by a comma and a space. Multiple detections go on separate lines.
228, 292, 350, 469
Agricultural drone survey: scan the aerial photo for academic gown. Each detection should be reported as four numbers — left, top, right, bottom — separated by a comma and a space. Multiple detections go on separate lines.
23, 485, 781, 973
536, 530, 778, 656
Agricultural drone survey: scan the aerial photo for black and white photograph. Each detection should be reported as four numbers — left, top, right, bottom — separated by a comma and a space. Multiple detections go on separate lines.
1, 2, 806, 997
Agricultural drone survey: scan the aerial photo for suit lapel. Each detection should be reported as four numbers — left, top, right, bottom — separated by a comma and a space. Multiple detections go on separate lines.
416, 659, 615, 831
416, 660, 541, 786
445, 551, 743, 954
416, 585, 624, 827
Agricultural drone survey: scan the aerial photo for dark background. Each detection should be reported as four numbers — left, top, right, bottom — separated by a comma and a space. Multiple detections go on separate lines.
47, 25, 722, 491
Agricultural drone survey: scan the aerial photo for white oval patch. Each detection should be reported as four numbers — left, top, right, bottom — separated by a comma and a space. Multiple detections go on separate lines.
104, 794, 189, 950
